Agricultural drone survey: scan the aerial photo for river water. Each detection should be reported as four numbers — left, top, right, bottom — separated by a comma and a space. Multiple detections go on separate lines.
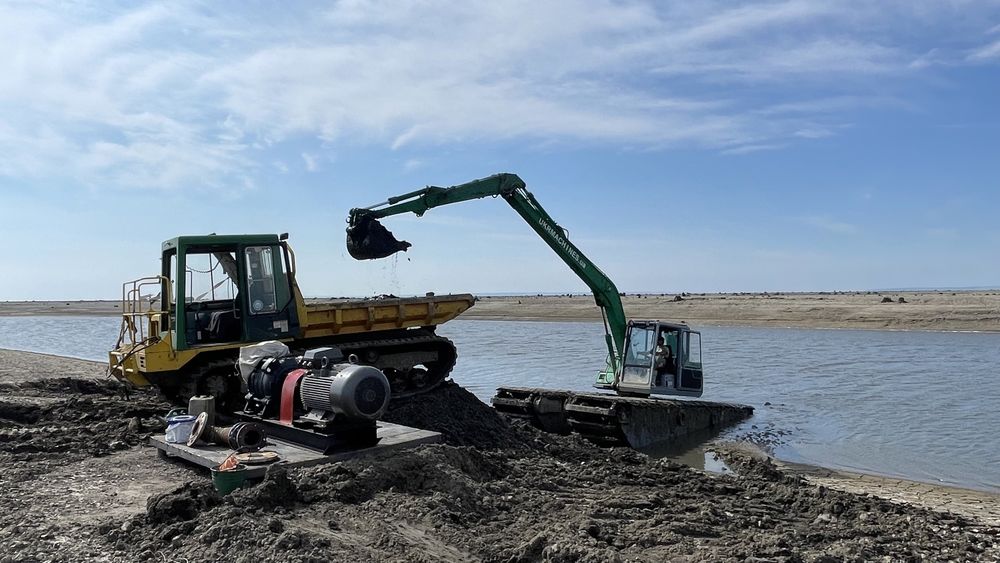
1, 316, 997, 492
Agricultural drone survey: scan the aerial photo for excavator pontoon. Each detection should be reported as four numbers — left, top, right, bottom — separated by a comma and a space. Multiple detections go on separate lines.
346, 173, 752, 448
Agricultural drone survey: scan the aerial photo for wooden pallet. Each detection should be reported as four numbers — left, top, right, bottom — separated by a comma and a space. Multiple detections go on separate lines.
150, 421, 441, 479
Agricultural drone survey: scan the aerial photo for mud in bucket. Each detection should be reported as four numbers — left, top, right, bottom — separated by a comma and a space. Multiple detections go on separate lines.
211, 463, 248, 495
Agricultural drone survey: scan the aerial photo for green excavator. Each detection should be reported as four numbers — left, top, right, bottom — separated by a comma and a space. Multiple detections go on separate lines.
347, 173, 751, 448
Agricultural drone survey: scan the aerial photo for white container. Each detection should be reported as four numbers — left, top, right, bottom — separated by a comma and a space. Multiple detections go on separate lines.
165, 414, 197, 444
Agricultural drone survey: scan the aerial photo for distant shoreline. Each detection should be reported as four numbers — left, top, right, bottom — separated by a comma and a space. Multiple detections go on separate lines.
464, 291, 1000, 332
3, 290, 1000, 332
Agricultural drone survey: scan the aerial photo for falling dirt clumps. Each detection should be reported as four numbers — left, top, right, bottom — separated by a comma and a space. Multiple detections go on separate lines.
2, 364, 999, 561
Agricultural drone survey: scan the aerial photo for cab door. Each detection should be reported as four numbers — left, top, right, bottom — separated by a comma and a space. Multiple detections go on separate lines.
241, 245, 298, 342
677, 331, 704, 396
617, 322, 656, 392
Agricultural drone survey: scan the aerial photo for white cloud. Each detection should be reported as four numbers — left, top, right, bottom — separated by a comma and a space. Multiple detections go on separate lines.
0, 3, 252, 190
968, 39, 1000, 61
755, 96, 911, 116
0, 1, 998, 190
909, 48, 944, 69
301, 153, 319, 172
793, 128, 835, 139
721, 143, 786, 155
403, 158, 425, 172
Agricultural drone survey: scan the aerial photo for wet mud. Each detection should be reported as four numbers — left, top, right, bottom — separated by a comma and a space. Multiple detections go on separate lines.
0, 377, 167, 473
0, 366, 998, 561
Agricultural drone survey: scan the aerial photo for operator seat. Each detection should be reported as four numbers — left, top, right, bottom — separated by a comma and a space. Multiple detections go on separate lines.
207, 309, 240, 342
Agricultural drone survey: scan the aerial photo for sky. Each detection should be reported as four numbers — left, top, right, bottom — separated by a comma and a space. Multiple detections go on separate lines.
1, 0, 999, 299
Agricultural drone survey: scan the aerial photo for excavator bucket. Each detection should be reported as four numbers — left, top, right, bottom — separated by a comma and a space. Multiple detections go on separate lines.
346, 213, 412, 260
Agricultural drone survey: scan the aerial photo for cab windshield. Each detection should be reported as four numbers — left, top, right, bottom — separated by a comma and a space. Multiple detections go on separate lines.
623, 326, 656, 367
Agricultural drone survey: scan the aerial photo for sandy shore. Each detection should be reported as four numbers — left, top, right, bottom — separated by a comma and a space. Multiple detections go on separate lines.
465, 291, 1000, 332
5, 290, 1000, 331
0, 349, 997, 561
0, 299, 123, 316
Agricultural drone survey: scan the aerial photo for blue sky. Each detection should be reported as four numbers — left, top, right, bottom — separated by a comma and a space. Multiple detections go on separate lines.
1, 0, 999, 299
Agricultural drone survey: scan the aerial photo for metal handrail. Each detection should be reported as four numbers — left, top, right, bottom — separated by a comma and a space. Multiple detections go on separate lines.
117, 275, 172, 352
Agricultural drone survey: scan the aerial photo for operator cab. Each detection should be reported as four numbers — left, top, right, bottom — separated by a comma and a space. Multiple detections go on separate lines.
616, 320, 703, 398
161, 234, 300, 351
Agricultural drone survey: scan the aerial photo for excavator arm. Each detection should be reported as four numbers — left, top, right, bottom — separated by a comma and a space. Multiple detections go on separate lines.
347, 173, 627, 376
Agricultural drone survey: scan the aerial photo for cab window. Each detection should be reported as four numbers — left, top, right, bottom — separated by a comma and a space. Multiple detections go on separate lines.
685, 332, 703, 368
245, 246, 277, 315
624, 326, 655, 367
185, 251, 237, 304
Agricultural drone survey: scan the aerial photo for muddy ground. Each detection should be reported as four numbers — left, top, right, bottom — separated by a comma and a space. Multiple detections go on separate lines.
0, 351, 998, 562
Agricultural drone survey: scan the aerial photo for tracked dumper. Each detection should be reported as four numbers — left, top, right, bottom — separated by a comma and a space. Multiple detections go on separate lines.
109, 234, 473, 407
346, 173, 754, 449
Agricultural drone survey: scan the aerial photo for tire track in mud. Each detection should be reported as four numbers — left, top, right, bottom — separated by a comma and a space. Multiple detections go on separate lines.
0, 378, 168, 465
0, 375, 194, 560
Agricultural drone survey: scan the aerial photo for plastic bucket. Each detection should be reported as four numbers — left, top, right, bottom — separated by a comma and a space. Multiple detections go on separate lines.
211, 464, 248, 495
165, 414, 197, 444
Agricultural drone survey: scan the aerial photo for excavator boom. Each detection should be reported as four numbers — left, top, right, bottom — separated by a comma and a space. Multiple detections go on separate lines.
347, 173, 626, 375
346, 173, 754, 449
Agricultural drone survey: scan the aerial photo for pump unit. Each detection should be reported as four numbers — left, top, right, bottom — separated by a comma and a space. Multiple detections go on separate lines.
239, 346, 391, 452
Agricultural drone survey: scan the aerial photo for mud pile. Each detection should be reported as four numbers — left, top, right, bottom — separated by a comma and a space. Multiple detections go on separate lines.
382, 380, 527, 449
101, 383, 997, 562
108, 441, 999, 562
1, 369, 998, 561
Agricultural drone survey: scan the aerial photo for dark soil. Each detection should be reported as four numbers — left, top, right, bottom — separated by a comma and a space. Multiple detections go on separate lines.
1, 376, 998, 562
0, 377, 167, 469
382, 381, 528, 450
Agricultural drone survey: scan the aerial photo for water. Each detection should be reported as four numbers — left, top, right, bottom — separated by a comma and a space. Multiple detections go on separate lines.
0, 316, 122, 362
1, 316, 997, 492
437, 320, 1000, 493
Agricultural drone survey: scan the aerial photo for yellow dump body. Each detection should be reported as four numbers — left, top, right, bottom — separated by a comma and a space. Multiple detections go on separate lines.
299, 294, 475, 339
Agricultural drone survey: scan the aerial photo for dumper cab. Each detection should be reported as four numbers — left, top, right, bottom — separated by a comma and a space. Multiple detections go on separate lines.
109, 233, 303, 393
162, 234, 301, 350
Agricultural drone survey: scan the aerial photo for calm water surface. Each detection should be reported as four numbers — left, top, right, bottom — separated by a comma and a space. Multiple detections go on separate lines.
1, 316, 997, 492
441, 320, 1000, 493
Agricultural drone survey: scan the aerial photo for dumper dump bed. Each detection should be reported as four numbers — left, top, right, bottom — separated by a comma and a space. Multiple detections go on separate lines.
300, 294, 474, 338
